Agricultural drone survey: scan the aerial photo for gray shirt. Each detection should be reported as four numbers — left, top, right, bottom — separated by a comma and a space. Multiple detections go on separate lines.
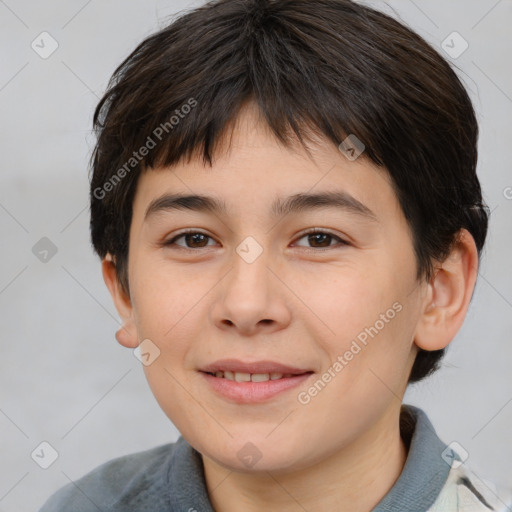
39, 405, 489, 512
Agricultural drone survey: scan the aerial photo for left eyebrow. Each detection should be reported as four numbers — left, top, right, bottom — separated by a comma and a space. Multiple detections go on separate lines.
144, 191, 378, 222
271, 191, 378, 222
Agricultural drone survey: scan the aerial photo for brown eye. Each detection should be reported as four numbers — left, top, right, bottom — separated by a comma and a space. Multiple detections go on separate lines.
307, 233, 332, 248
294, 230, 348, 249
165, 231, 216, 249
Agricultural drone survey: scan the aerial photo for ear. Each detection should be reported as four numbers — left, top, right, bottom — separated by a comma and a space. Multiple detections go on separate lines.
414, 229, 479, 351
101, 254, 139, 349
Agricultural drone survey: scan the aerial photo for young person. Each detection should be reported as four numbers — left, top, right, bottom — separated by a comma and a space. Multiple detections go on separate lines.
40, 0, 511, 510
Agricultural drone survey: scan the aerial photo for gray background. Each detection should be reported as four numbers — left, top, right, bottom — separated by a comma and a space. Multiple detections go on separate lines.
0, 0, 511, 510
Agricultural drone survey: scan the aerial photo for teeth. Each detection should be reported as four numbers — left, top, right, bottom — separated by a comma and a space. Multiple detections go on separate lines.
251, 373, 270, 382
211, 371, 291, 381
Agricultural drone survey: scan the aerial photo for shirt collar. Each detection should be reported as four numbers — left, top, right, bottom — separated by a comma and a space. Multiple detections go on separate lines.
372, 404, 451, 512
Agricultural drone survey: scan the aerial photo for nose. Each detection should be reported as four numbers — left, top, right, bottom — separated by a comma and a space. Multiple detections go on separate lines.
210, 245, 292, 336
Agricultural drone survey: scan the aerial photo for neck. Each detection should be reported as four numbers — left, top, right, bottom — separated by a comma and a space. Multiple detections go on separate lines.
202, 405, 408, 512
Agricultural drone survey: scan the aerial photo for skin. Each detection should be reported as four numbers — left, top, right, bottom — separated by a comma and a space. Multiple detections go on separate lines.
103, 102, 478, 512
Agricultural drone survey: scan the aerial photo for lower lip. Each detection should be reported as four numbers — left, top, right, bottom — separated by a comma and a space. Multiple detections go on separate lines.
200, 372, 313, 404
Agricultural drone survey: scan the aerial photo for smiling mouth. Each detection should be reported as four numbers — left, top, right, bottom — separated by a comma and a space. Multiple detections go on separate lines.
203, 370, 312, 382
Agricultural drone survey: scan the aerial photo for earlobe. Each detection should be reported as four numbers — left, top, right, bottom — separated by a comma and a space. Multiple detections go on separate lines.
414, 229, 479, 352
101, 254, 139, 349
115, 326, 138, 348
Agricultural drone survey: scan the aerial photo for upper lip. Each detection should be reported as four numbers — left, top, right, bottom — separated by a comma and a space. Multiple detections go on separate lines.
200, 359, 312, 375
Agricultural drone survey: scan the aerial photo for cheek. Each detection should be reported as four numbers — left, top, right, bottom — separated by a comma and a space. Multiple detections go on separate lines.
142, 361, 209, 441
130, 257, 206, 341
303, 263, 413, 382
295, 264, 388, 344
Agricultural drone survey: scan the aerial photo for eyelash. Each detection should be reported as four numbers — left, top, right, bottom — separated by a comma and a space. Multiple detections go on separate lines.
163, 228, 349, 252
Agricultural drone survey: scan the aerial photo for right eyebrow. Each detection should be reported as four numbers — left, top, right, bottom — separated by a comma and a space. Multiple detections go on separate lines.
144, 193, 228, 221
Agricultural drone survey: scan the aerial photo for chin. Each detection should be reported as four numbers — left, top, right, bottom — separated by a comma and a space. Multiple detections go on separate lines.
201, 436, 311, 474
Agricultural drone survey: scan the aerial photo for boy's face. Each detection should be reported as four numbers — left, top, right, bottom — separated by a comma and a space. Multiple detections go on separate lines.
114, 103, 429, 472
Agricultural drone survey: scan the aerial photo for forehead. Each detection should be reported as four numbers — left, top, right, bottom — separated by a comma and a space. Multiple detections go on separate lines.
131, 104, 401, 226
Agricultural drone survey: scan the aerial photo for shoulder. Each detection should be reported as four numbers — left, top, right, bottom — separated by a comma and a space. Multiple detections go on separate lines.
39, 441, 179, 512
429, 462, 512, 512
